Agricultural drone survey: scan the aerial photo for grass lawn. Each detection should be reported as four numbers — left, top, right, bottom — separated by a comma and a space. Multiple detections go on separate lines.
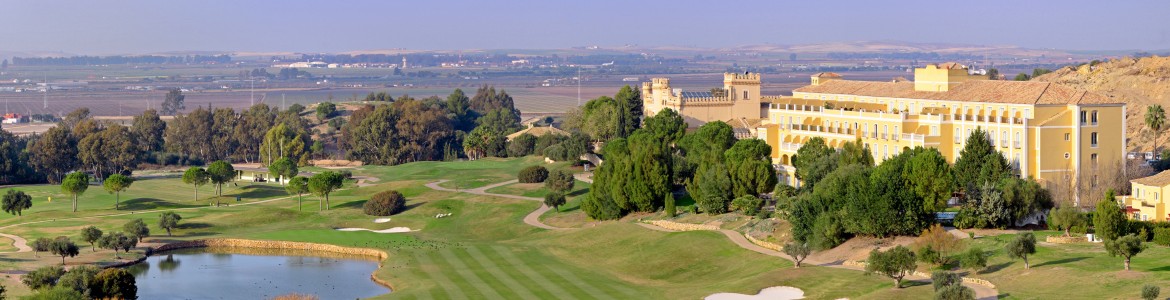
961, 230, 1170, 299
484, 180, 590, 199
6, 157, 1109, 299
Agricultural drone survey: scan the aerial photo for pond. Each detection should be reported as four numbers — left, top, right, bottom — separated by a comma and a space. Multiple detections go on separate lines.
126, 247, 390, 299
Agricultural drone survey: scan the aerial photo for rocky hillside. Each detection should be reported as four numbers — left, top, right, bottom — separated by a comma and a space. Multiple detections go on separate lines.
1033, 56, 1170, 153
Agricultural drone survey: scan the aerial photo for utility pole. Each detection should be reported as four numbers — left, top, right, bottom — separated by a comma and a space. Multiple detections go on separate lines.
43, 75, 47, 109
250, 79, 255, 106
577, 67, 581, 106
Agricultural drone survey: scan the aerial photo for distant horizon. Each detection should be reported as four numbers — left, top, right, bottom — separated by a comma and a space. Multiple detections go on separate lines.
2, 0, 1168, 55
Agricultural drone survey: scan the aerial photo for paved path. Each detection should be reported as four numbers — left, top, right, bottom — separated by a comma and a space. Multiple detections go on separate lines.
424, 180, 565, 230
638, 223, 1000, 300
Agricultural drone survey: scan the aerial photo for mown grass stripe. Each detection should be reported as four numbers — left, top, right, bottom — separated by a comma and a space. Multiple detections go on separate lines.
489, 245, 576, 299
531, 256, 615, 300
400, 256, 442, 300
464, 246, 546, 299
439, 247, 507, 299
449, 247, 517, 299
412, 251, 467, 300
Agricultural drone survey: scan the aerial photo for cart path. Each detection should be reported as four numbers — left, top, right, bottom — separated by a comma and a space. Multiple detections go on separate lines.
0, 233, 31, 253
424, 180, 565, 230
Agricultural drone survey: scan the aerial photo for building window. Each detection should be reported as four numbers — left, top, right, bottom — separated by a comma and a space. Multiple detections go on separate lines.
1014, 132, 1021, 148
955, 128, 961, 143
743, 90, 749, 100
1064, 152, 1070, 159
1000, 130, 1007, 147
1091, 110, 1098, 125
1091, 153, 1098, 167
1080, 110, 1087, 124
1064, 133, 1071, 141
1091, 132, 1098, 147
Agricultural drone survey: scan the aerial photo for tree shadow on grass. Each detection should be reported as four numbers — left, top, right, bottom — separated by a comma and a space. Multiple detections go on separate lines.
981, 261, 1014, 274
333, 200, 424, 214
900, 280, 931, 288
1031, 256, 1088, 268
232, 185, 285, 199
567, 187, 589, 197
554, 205, 581, 213
179, 222, 212, 230
121, 198, 204, 211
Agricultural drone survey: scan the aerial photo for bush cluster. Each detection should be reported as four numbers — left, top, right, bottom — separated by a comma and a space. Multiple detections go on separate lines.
518, 166, 549, 183
1153, 228, 1170, 246
364, 190, 406, 216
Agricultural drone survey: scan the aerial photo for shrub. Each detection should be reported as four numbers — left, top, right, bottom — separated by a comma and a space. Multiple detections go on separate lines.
930, 270, 961, 291
959, 248, 987, 273
315, 102, 336, 119
935, 284, 976, 300
22, 265, 64, 290
1143, 284, 1161, 300
518, 166, 549, 183
731, 195, 764, 216
364, 190, 406, 216
89, 268, 137, 300
1153, 228, 1170, 246
917, 245, 941, 265
25, 286, 85, 300
811, 213, 846, 250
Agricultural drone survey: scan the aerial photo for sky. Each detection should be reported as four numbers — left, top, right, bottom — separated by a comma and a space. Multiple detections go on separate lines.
1, 0, 1168, 55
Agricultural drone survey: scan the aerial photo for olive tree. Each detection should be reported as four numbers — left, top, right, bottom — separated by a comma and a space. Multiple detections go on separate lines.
49, 237, 79, 265
123, 219, 149, 242
783, 241, 811, 268
1005, 232, 1037, 269
80, 226, 103, 252
2, 189, 33, 220
865, 245, 917, 288
1106, 234, 1147, 271
159, 211, 182, 236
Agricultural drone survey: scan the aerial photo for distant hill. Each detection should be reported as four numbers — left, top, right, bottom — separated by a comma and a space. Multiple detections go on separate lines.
1032, 56, 1170, 153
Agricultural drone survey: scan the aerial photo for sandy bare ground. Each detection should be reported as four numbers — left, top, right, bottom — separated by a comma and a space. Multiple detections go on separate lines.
705, 286, 805, 300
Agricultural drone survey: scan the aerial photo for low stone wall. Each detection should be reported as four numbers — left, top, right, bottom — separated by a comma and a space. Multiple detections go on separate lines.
113, 238, 394, 290
1045, 236, 1087, 244
744, 233, 783, 252
647, 220, 719, 231
843, 260, 996, 289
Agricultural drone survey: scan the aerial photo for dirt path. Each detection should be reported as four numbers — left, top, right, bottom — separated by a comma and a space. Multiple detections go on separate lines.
0, 233, 31, 253
424, 180, 566, 230
638, 223, 1000, 300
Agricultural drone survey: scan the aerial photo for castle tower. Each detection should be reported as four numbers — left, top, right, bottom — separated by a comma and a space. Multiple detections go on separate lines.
723, 72, 761, 101
401, 56, 408, 69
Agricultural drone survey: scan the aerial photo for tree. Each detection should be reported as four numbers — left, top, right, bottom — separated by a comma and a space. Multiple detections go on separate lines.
1005, 232, 1037, 269
865, 245, 917, 288
160, 88, 185, 115
315, 102, 337, 120
28, 126, 79, 183
1105, 234, 1147, 271
206, 160, 235, 198
1094, 189, 1127, 241
89, 268, 137, 300
267, 157, 297, 186
446, 88, 475, 132
25, 287, 86, 300
56, 265, 100, 296
906, 148, 954, 212
286, 175, 309, 211
308, 171, 344, 210
21, 265, 64, 290
731, 195, 764, 216
363, 190, 406, 216
613, 85, 643, 137
1147, 105, 1166, 154
60, 172, 90, 212
930, 270, 962, 291
32, 237, 51, 258
986, 68, 1000, 80
953, 127, 1007, 190
2, 189, 32, 219
97, 232, 130, 259
131, 109, 167, 153
507, 133, 537, 157
959, 248, 987, 273
259, 123, 307, 167
181, 167, 209, 201
102, 174, 134, 210
80, 226, 103, 252
793, 137, 837, 191
119, 234, 139, 253
1143, 284, 1161, 300
783, 242, 811, 267
545, 169, 575, 193
913, 224, 963, 264
1032, 68, 1052, 78
725, 139, 778, 198
158, 211, 182, 236
1048, 206, 1084, 237
49, 237, 80, 265
544, 192, 567, 212
664, 193, 676, 217
123, 219, 149, 242
518, 166, 549, 183
642, 108, 687, 143
1013, 73, 1030, 81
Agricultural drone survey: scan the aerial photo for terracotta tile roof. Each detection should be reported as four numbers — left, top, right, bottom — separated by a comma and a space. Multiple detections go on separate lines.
936, 62, 965, 69
1133, 170, 1170, 187
812, 72, 842, 78
792, 79, 1119, 105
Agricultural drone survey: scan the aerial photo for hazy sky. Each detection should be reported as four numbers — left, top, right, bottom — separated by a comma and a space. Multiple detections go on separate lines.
2, 0, 1168, 54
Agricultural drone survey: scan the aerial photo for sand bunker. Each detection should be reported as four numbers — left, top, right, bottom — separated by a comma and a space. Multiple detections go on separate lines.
335, 227, 414, 233
373, 218, 392, 223
705, 286, 805, 300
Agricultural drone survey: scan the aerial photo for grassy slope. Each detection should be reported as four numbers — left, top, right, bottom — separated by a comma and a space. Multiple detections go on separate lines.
0, 158, 952, 299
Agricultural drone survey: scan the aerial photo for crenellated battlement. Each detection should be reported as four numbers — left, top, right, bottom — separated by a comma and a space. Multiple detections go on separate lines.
723, 72, 761, 84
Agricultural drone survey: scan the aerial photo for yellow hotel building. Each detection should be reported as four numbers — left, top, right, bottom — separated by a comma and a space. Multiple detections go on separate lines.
1121, 170, 1170, 221
751, 64, 1126, 203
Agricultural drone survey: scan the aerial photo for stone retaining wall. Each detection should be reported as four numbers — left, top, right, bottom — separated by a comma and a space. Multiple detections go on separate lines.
744, 233, 783, 252
1045, 236, 1087, 244
843, 260, 996, 289
647, 220, 719, 231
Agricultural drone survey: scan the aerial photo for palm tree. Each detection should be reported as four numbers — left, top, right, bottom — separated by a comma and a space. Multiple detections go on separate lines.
1148, 105, 1166, 156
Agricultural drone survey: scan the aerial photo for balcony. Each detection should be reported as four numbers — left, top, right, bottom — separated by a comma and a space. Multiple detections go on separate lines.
1014, 141, 1021, 149
902, 134, 925, 143
1000, 140, 1007, 147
